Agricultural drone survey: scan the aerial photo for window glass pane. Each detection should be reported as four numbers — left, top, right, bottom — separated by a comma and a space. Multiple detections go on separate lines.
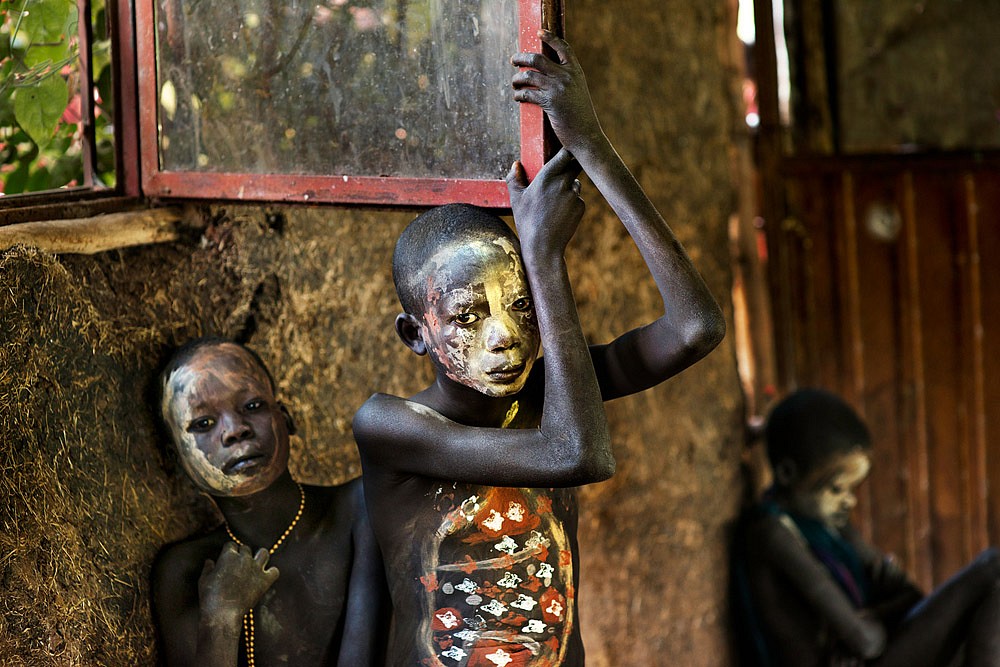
155, 0, 520, 180
0, 0, 115, 196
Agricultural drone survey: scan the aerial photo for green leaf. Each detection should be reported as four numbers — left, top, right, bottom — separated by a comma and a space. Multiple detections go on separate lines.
24, 42, 71, 68
19, 0, 74, 43
96, 59, 114, 116
3, 161, 30, 194
0, 72, 16, 125
47, 153, 81, 187
13, 73, 67, 146
93, 5, 107, 40
26, 163, 52, 191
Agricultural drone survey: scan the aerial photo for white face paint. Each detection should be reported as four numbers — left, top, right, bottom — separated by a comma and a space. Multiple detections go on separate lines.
162, 344, 289, 496
417, 237, 540, 397
790, 450, 871, 529
404, 400, 451, 423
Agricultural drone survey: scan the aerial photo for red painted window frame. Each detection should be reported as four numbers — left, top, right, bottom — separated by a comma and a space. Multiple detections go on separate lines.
134, 0, 553, 209
0, 0, 141, 220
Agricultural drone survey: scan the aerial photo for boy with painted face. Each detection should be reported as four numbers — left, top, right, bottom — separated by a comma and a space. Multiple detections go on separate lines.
732, 388, 1000, 667
152, 338, 389, 667
352, 32, 726, 667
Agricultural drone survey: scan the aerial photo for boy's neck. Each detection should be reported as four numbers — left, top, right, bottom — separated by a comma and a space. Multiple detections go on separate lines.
214, 471, 305, 550
415, 375, 521, 428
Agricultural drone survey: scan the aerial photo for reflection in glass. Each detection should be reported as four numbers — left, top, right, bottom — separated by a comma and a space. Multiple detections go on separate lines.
155, 0, 520, 180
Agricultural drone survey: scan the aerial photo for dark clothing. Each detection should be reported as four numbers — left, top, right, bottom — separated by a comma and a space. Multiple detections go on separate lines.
731, 503, 923, 667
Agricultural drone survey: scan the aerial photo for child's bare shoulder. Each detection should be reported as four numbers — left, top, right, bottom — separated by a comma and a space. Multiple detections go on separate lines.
306, 479, 369, 528
151, 528, 226, 591
353, 393, 452, 441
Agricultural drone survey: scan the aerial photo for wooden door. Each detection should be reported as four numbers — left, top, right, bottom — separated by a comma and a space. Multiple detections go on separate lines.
765, 157, 1000, 589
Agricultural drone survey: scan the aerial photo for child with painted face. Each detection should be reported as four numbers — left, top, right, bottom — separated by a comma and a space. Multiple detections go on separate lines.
152, 338, 389, 667
352, 31, 725, 667
732, 388, 1000, 667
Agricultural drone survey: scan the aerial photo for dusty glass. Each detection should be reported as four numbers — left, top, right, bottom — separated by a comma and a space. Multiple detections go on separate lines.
154, 0, 520, 179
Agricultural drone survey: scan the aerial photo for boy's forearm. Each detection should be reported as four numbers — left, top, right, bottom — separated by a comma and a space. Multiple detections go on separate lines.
193, 613, 242, 666
522, 251, 613, 480
578, 137, 725, 359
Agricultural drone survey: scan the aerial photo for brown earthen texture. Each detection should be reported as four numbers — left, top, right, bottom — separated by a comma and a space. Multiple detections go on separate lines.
0, 1, 746, 663
567, 2, 744, 664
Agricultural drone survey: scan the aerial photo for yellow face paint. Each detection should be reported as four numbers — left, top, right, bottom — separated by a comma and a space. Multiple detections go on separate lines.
418, 237, 540, 397
791, 450, 871, 528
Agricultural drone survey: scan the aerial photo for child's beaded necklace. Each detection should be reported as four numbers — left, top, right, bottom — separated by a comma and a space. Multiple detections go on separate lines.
224, 481, 305, 667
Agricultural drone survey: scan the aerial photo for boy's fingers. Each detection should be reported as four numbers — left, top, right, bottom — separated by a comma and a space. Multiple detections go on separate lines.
512, 69, 546, 90
253, 547, 270, 568
542, 147, 580, 179
506, 160, 528, 192
539, 30, 572, 64
513, 88, 545, 106
201, 558, 215, 578
511, 52, 557, 75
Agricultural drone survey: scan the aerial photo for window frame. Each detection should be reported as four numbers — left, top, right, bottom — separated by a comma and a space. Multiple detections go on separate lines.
134, 0, 556, 209
2, 0, 558, 221
0, 0, 142, 221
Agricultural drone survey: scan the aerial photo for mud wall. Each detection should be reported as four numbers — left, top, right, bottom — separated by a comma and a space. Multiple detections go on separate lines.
0, 1, 745, 664
836, 0, 1000, 152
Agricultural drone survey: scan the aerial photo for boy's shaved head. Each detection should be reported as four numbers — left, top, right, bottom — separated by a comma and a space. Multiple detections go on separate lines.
393, 203, 518, 316
159, 336, 277, 418
765, 388, 872, 485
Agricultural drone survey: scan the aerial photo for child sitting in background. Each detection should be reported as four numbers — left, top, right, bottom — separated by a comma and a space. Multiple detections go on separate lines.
732, 388, 1000, 667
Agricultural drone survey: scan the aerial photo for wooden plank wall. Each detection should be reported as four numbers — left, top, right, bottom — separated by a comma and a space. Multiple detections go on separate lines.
769, 159, 1000, 590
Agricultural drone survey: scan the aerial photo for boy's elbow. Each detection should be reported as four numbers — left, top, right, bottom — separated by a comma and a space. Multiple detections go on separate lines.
568, 440, 616, 484
684, 305, 726, 359
543, 431, 616, 485
587, 453, 616, 483
565, 459, 615, 486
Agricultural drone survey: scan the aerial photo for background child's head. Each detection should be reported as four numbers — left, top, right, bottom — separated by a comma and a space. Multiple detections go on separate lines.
765, 388, 872, 525
159, 337, 293, 496
391, 204, 540, 397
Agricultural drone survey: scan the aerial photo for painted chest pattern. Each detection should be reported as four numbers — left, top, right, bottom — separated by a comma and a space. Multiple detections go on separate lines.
418, 485, 575, 667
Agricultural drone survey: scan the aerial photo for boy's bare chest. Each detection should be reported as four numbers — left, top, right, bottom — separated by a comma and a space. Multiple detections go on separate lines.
248, 542, 353, 665
404, 482, 580, 665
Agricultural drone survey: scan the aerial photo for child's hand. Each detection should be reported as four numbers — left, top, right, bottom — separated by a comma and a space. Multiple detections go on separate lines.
511, 31, 603, 156
198, 542, 279, 621
507, 147, 585, 261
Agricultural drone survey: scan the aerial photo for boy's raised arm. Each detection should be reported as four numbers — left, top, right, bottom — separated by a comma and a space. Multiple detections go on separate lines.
353, 150, 612, 488
513, 32, 726, 401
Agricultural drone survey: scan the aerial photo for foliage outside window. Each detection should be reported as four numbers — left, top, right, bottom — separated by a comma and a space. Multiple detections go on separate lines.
1, 0, 116, 197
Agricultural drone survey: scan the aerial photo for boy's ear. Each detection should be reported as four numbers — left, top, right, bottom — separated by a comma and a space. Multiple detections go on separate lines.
772, 458, 798, 487
279, 403, 297, 436
395, 313, 427, 355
